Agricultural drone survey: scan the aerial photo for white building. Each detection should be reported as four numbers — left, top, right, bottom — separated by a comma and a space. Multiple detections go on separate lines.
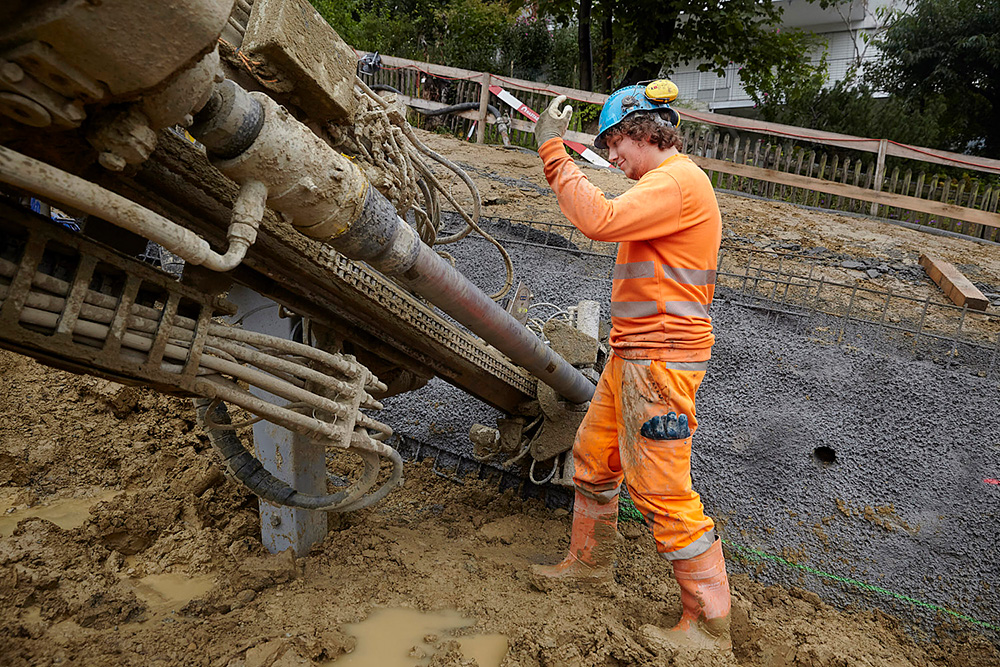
668, 0, 899, 112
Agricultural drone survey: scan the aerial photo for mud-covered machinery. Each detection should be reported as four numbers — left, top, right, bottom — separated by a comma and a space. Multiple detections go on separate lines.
0, 0, 598, 548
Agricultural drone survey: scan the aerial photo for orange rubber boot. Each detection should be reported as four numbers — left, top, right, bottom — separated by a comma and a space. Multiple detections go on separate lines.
530, 490, 618, 590
641, 538, 732, 653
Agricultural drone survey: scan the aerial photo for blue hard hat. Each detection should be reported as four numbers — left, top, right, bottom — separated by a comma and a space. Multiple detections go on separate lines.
595, 82, 680, 149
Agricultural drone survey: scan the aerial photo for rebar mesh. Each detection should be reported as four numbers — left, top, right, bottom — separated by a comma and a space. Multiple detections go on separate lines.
453, 215, 1000, 378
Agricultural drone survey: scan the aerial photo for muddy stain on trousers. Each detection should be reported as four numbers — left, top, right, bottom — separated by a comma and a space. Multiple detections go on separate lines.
573, 354, 715, 559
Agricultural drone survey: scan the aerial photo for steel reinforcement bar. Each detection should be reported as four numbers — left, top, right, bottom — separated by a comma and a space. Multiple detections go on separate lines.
459, 215, 1000, 375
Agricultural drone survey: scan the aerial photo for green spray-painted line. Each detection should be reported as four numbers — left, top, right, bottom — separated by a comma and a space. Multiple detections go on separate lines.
616, 496, 997, 632
722, 540, 999, 632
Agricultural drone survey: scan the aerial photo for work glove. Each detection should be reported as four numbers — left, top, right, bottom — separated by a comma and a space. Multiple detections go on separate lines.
640, 412, 690, 440
534, 94, 573, 148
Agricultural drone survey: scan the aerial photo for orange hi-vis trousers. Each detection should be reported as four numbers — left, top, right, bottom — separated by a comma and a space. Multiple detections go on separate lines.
573, 353, 716, 560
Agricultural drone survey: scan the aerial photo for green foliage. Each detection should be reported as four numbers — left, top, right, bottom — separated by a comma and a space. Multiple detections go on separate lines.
757, 76, 952, 150
737, 36, 829, 111
309, 0, 553, 78
576, 101, 600, 126
310, 0, 425, 55
562, 100, 601, 135
313, 0, 826, 98
437, 0, 512, 72
753, 0, 999, 156
308, 0, 362, 45
538, 0, 826, 90
547, 24, 580, 88
503, 14, 553, 80
867, 0, 1000, 156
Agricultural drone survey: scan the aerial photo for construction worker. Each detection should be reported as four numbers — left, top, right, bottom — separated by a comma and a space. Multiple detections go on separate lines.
530, 82, 730, 655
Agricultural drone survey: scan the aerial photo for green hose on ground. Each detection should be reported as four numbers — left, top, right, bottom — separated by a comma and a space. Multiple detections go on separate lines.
616, 493, 998, 633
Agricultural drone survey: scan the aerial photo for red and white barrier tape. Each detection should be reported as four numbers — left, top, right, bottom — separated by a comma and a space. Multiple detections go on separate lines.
489, 85, 610, 168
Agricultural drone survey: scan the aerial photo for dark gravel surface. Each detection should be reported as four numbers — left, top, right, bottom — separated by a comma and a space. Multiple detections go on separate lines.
381, 221, 1000, 639
701, 301, 999, 638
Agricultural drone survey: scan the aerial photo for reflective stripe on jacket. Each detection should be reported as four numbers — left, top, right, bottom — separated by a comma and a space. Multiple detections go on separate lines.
539, 139, 722, 361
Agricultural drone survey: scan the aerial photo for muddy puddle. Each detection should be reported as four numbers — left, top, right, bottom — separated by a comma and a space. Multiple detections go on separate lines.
326, 608, 507, 666
0, 487, 119, 537
125, 572, 216, 618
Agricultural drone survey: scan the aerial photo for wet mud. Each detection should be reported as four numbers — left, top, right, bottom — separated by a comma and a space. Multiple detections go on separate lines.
2, 346, 998, 666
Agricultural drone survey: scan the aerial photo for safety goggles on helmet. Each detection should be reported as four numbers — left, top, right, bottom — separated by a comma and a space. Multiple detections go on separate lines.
594, 79, 681, 150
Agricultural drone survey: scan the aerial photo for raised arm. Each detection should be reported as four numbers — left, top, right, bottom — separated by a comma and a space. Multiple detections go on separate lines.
539, 139, 682, 242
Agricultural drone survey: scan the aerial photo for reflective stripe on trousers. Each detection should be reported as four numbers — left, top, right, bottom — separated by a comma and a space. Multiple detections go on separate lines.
572, 354, 716, 559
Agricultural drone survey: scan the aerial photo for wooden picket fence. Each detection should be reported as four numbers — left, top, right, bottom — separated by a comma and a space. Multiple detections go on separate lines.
679, 127, 1000, 240
364, 53, 1000, 242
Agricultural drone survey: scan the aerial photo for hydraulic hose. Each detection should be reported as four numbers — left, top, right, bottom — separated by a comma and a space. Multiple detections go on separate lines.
372, 85, 503, 122
371, 84, 510, 145
194, 398, 403, 512
0, 146, 266, 272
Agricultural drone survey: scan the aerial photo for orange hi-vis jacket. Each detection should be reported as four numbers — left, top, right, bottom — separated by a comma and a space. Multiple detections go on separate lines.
539, 139, 722, 362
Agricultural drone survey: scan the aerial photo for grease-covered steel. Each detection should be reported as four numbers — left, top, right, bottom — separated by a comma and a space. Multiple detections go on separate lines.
196, 78, 595, 404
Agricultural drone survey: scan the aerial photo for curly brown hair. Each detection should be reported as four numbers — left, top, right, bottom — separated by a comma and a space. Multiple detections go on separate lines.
608, 110, 682, 151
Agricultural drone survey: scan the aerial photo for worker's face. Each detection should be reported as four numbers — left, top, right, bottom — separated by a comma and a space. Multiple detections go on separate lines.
606, 134, 654, 180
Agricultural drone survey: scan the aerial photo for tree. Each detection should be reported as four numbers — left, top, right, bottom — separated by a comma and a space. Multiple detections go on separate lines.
437, 0, 514, 72
596, 5, 613, 92
819, 0, 899, 73
311, 0, 553, 78
578, 0, 593, 91
756, 75, 952, 150
867, 0, 1000, 156
537, 0, 609, 91
538, 0, 823, 93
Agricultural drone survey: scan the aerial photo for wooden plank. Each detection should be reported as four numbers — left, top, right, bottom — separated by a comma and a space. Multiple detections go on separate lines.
913, 172, 926, 225
940, 178, 953, 231
719, 134, 731, 188
899, 169, 912, 222
751, 140, 764, 196
379, 54, 481, 83
918, 254, 990, 311
692, 156, 1000, 230
870, 139, 888, 216
769, 144, 781, 199
813, 153, 828, 207
925, 175, 940, 228
966, 181, 981, 238
990, 188, 1000, 241
851, 160, 863, 212
504, 116, 595, 146
679, 107, 883, 154
791, 148, 804, 203
886, 143, 1000, 175
954, 181, 966, 233
882, 166, 899, 219
476, 73, 491, 143
728, 136, 740, 190
830, 155, 841, 210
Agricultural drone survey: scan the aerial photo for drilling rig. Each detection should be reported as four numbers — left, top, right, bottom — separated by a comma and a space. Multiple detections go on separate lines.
0, 0, 600, 553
